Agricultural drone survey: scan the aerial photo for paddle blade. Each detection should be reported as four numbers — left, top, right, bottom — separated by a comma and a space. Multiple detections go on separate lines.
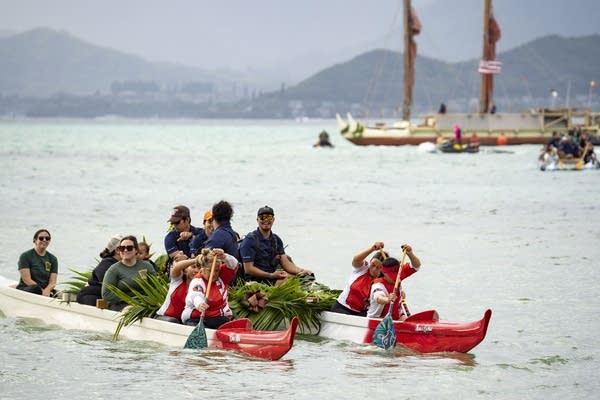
184, 320, 208, 349
372, 315, 397, 350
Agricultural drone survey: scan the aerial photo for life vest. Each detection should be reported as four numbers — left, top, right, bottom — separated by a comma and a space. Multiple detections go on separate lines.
190, 265, 233, 319
345, 273, 374, 312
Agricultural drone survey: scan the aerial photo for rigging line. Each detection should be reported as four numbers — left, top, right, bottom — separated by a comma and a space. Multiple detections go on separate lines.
361, 0, 402, 120
496, 76, 513, 112
519, 75, 536, 110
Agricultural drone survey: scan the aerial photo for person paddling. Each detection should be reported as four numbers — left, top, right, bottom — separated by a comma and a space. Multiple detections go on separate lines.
155, 254, 202, 323
181, 248, 238, 329
331, 242, 386, 316
367, 244, 421, 320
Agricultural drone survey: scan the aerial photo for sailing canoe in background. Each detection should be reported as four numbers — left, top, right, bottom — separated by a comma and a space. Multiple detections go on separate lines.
337, 0, 600, 146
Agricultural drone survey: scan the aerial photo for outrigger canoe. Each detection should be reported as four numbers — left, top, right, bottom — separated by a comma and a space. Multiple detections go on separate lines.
0, 276, 297, 361
317, 309, 492, 353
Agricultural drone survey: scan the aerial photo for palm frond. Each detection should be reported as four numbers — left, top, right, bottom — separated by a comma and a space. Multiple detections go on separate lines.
59, 268, 93, 295
229, 277, 340, 331
105, 273, 169, 340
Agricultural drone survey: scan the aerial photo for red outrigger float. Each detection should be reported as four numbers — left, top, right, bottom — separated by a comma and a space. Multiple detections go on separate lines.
317, 309, 492, 353
215, 317, 299, 361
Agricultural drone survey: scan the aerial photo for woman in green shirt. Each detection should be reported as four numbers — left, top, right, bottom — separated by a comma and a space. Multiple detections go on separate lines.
101, 235, 156, 311
17, 229, 58, 296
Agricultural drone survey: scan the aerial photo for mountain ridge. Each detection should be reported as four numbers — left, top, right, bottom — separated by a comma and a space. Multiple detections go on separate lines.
1, 28, 598, 118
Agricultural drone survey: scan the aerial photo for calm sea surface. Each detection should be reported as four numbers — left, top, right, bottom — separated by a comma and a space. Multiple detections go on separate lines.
1, 119, 599, 399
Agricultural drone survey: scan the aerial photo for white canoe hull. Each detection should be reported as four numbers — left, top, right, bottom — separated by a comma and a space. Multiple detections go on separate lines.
0, 277, 216, 347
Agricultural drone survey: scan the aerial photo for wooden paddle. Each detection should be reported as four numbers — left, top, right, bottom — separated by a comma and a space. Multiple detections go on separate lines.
373, 248, 408, 350
184, 253, 219, 349
575, 142, 590, 170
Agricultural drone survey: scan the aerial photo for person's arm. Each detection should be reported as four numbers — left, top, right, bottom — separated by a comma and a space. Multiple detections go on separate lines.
42, 272, 57, 297
101, 265, 122, 305
243, 261, 287, 280
280, 254, 312, 276
186, 278, 208, 312
165, 233, 187, 262
18, 268, 37, 286
352, 241, 384, 268
401, 244, 421, 269
374, 290, 397, 305
222, 253, 239, 270
170, 258, 195, 279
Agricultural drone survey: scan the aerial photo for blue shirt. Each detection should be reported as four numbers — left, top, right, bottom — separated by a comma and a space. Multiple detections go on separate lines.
164, 225, 203, 258
204, 222, 239, 263
239, 229, 285, 274
189, 229, 209, 256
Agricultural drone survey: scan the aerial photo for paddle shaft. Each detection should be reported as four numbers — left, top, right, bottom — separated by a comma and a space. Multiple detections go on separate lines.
392, 249, 409, 293
200, 254, 219, 319
576, 142, 590, 169
385, 248, 409, 318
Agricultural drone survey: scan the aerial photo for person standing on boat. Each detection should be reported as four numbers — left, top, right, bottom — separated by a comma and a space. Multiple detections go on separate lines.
76, 234, 123, 306
331, 242, 386, 316
16, 229, 58, 296
367, 245, 421, 320
438, 102, 447, 114
189, 209, 214, 257
181, 248, 238, 328
102, 236, 156, 311
155, 253, 202, 323
239, 205, 312, 285
453, 124, 462, 145
164, 205, 203, 271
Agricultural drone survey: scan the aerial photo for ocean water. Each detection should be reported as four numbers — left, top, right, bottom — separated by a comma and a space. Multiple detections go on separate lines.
1, 119, 599, 399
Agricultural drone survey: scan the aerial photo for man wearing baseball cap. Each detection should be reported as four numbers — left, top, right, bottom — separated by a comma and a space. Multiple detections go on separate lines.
164, 205, 203, 270
239, 205, 313, 284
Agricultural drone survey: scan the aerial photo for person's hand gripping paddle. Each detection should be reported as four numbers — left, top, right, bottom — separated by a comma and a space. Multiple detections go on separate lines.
184, 253, 218, 349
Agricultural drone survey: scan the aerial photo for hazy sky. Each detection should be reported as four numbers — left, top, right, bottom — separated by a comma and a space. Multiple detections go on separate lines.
0, 0, 417, 68
2, 0, 598, 81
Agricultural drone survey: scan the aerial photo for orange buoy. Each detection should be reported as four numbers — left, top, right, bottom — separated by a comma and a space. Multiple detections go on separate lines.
496, 134, 508, 146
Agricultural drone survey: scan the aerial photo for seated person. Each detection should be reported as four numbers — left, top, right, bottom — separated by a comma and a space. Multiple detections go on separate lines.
77, 234, 122, 306
558, 134, 579, 159
17, 229, 58, 297
239, 206, 312, 285
181, 248, 238, 329
331, 242, 386, 316
189, 209, 214, 257
155, 255, 202, 323
164, 205, 203, 271
314, 130, 334, 147
138, 240, 157, 270
101, 236, 156, 311
366, 245, 421, 320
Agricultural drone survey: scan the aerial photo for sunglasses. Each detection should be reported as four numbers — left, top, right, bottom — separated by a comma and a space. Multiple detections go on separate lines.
172, 219, 184, 225
118, 245, 135, 252
38, 236, 51, 241
204, 218, 213, 223
258, 214, 274, 222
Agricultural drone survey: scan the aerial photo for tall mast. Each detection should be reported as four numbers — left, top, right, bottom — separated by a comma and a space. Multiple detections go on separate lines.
402, 0, 420, 121
479, 0, 500, 114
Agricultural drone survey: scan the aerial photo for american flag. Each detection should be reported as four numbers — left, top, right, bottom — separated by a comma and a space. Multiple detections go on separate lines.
478, 60, 502, 74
